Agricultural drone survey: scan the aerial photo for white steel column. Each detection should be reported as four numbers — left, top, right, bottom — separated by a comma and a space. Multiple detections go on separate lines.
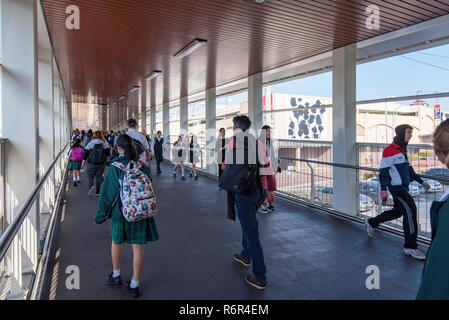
248, 73, 263, 135
162, 102, 170, 159
0, 0, 39, 298
141, 81, 147, 133
205, 87, 217, 176
180, 96, 188, 137
332, 44, 358, 216
38, 2, 55, 216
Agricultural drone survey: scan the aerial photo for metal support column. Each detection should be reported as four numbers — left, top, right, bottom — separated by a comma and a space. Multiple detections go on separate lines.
248, 72, 263, 135
332, 44, 358, 216
205, 87, 217, 176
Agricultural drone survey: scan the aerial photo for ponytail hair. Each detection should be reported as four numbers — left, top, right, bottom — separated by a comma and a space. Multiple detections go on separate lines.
116, 134, 137, 160
433, 119, 449, 169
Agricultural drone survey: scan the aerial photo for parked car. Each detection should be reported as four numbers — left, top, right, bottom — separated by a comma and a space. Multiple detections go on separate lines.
411, 178, 443, 193
425, 168, 449, 185
359, 194, 375, 212
360, 182, 394, 206
361, 179, 420, 197
314, 185, 375, 212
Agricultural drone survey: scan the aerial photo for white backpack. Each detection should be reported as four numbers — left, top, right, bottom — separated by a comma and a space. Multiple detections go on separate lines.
111, 160, 157, 222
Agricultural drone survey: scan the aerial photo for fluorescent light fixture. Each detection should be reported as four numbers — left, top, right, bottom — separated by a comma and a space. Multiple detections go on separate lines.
174, 39, 207, 58
251, 0, 269, 3
129, 86, 140, 93
120, 95, 126, 100
144, 70, 162, 81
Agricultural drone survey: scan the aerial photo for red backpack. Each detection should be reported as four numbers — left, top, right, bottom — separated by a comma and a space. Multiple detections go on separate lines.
71, 147, 84, 162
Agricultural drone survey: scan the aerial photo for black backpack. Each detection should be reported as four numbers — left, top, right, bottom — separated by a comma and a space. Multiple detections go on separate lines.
89, 143, 106, 164
131, 138, 145, 156
219, 135, 263, 197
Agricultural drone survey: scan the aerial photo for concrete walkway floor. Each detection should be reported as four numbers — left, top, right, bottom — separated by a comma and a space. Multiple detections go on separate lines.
42, 162, 425, 300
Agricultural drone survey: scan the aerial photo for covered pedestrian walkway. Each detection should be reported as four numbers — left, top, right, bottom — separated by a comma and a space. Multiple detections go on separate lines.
2, 0, 449, 301
40, 163, 424, 300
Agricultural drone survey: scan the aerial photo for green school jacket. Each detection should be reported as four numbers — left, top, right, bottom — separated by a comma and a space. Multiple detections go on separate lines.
94, 156, 152, 224
416, 195, 449, 300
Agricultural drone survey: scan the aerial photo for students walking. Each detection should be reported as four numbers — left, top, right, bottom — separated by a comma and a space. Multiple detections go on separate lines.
71, 129, 81, 141
82, 131, 110, 197
215, 128, 227, 183
416, 119, 449, 299
220, 115, 276, 290
94, 134, 159, 298
258, 125, 281, 214
172, 135, 186, 180
364, 124, 430, 260
68, 139, 83, 186
188, 135, 200, 180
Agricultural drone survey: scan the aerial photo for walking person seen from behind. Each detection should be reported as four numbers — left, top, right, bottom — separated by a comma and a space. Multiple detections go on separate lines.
82, 131, 110, 197
95, 134, 159, 298
258, 125, 281, 214
68, 139, 83, 186
365, 124, 430, 260
416, 119, 449, 299
220, 115, 276, 290
125, 118, 151, 169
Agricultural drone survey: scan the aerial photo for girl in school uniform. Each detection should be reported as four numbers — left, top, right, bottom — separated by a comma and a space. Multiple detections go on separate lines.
188, 135, 200, 180
416, 119, 449, 300
172, 135, 186, 180
68, 139, 84, 186
94, 134, 159, 298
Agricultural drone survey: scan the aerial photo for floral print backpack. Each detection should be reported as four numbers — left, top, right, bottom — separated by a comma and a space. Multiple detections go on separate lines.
111, 160, 157, 222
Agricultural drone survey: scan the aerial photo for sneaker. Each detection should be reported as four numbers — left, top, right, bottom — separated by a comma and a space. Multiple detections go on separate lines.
263, 202, 273, 212
365, 218, 374, 238
181, 176, 186, 181
105, 273, 122, 286
73, 182, 78, 187
126, 280, 141, 298
190, 172, 193, 178
194, 175, 198, 181
173, 173, 176, 178
268, 205, 274, 211
95, 193, 100, 197
88, 186, 96, 197
245, 274, 267, 290
258, 204, 270, 214
403, 248, 426, 261
233, 254, 250, 267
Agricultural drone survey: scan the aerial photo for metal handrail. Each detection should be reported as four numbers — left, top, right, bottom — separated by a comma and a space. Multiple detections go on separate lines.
279, 156, 449, 184
357, 142, 434, 148
0, 141, 70, 263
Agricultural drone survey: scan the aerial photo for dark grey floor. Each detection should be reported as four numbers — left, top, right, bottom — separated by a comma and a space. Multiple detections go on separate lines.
43, 162, 426, 300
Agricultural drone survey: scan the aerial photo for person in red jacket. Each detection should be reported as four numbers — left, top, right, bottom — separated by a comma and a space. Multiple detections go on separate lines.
222, 116, 276, 290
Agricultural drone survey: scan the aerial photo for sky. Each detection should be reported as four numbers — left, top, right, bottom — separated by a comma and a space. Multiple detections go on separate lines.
266, 43, 449, 111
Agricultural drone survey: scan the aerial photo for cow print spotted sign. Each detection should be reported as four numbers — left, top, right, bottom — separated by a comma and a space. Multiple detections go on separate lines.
288, 97, 327, 139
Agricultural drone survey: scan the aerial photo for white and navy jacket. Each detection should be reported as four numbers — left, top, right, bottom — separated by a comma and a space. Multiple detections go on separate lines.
379, 142, 423, 192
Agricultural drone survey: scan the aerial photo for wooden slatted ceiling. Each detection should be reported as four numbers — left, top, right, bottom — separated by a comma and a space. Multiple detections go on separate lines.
41, 0, 449, 106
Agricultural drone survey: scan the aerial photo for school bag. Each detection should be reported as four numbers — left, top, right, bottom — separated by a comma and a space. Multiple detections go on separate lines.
111, 160, 157, 222
89, 143, 106, 164
219, 135, 263, 198
132, 138, 145, 156
71, 147, 84, 162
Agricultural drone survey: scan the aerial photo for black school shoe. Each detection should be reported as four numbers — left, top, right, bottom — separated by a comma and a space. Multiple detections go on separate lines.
106, 273, 122, 286
126, 280, 141, 298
